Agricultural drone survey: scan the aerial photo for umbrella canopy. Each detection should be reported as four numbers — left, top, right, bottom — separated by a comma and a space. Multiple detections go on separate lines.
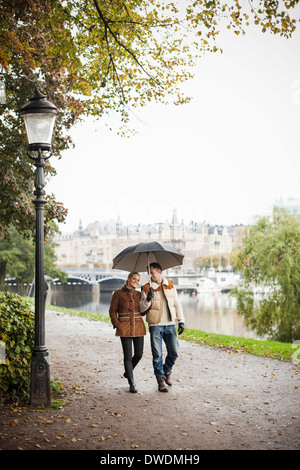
112, 241, 184, 273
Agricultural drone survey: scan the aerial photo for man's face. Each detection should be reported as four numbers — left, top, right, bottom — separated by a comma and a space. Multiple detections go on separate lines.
150, 267, 162, 283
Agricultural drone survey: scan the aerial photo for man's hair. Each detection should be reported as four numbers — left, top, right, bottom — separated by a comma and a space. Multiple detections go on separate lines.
150, 262, 162, 271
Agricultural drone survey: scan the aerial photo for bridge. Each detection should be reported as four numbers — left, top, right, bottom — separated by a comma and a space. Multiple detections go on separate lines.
53, 268, 199, 285
52, 268, 239, 294
52, 268, 128, 285
51, 268, 129, 294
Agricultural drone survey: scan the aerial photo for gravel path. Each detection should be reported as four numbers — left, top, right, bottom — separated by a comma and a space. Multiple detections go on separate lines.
0, 309, 299, 453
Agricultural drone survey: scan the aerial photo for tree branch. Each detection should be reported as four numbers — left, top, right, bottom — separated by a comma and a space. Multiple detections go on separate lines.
92, 0, 163, 88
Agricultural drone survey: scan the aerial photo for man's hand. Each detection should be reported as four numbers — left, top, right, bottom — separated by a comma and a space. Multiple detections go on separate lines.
146, 288, 154, 302
178, 322, 185, 335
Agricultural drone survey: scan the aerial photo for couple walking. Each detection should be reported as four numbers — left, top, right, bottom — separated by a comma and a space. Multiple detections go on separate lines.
109, 263, 185, 393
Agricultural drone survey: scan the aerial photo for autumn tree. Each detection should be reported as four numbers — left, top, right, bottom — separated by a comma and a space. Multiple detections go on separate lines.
0, 225, 67, 292
0, 0, 299, 242
234, 209, 300, 343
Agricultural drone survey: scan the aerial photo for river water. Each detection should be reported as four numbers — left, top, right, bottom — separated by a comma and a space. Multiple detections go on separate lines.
48, 290, 258, 339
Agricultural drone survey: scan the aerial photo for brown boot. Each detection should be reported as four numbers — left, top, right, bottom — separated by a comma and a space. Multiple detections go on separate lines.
157, 376, 168, 392
164, 370, 172, 386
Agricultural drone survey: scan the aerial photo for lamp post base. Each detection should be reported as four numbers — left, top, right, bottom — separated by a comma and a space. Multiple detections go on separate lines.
30, 349, 51, 407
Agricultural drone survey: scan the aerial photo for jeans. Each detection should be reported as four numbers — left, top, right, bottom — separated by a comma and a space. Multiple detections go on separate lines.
149, 325, 179, 378
120, 336, 144, 379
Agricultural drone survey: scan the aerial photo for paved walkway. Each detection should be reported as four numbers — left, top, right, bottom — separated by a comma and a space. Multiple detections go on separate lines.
0, 309, 299, 452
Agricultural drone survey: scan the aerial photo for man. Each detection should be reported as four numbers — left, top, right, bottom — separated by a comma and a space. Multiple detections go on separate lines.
140, 262, 185, 392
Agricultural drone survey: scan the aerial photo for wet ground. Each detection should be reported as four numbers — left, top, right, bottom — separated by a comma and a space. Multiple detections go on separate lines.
0, 309, 299, 458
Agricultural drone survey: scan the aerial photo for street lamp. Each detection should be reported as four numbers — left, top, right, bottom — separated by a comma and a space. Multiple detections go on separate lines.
20, 88, 57, 406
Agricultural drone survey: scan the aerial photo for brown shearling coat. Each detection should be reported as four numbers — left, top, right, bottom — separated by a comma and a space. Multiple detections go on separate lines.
109, 285, 146, 337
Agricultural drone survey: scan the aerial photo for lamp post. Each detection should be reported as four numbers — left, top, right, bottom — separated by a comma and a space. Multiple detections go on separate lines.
20, 88, 57, 406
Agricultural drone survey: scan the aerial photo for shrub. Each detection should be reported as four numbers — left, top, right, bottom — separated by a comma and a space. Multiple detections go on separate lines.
0, 292, 34, 401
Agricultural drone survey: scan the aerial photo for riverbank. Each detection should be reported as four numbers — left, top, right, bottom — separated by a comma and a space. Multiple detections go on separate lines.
46, 303, 296, 362
47, 289, 255, 338
1, 307, 299, 455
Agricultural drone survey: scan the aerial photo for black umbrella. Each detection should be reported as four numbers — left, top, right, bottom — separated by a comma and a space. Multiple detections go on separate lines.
112, 241, 184, 273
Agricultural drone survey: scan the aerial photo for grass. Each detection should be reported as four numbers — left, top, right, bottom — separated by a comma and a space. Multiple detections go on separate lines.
46, 303, 110, 323
50, 378, 64, 409
180, 329, 295, 362
45, 302, 297, 363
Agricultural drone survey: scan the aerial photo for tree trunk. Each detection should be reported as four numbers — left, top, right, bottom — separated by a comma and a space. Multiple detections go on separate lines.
0, 260, 7, 291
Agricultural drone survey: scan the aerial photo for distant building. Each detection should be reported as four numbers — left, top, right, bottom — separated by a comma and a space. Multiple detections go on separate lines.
275, 197, 300, 220
54, 209, 246, 271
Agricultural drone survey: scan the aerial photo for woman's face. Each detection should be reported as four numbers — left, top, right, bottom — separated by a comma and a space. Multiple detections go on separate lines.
128, 274, 140, 289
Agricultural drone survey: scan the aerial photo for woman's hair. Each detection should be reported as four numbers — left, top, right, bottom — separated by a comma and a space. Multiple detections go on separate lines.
126, 271, 140, 282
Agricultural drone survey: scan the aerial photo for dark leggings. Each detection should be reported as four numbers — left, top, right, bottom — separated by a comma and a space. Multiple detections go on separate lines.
120, 336, 144, 379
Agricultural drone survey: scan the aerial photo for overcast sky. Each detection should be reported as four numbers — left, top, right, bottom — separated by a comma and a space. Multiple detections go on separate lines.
47, 16, 300, 234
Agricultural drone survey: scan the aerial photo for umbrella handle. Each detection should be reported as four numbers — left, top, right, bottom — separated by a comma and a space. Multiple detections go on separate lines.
147, 252, 151, 285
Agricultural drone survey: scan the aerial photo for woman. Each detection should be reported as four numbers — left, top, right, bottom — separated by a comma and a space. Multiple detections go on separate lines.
109, 272, 146, 393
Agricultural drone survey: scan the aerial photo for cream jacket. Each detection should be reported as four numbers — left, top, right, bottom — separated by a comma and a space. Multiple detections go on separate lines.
140, 277, 185, 326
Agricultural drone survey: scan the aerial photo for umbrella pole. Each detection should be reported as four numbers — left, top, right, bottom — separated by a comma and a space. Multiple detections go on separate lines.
147, 252, 151, 285
147, 252, 153, 295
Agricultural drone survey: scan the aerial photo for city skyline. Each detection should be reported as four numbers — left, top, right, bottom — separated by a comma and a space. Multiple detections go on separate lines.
60, 207, 246, 237
47, 20, 300, 234
54, 208, 244, 270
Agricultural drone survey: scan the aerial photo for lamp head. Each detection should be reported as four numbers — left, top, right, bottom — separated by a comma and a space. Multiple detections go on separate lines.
20, 88, 57, 152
